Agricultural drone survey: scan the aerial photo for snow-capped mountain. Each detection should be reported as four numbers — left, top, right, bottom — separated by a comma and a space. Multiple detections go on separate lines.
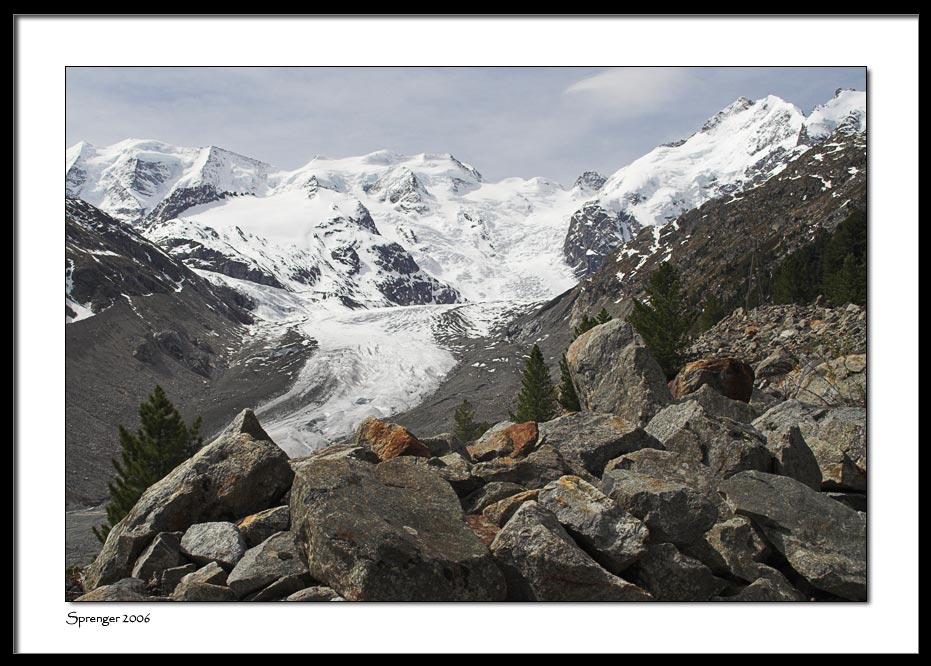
561, 90, 867, 275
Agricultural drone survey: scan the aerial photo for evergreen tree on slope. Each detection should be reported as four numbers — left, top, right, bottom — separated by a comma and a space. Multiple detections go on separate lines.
511, 344, 558, 423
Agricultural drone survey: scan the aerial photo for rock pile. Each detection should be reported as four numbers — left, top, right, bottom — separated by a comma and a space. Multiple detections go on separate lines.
78, 311, 866, 602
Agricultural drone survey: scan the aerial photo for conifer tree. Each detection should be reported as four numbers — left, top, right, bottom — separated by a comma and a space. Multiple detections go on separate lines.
573, 314, 597, 339
453, 399, 489, 442
557, 353, 582, 412
511, 344, 558, 423
93, 386, 202, 543
596, 307, 613, 325
628, 262, 692, 379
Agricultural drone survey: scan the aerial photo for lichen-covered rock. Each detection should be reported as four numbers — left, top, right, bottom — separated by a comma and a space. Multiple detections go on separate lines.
673, 357, 755, 402
237, 506, 291, 548
227, 531, 310, 599
753, 400, 866, 491
538, 412, 662, 476
538, 476, 648, 573
683, 516, 769, 581
131, 531, 184, 582
636, 543, 727, 601
645, 401, 773, 479
180, 522, 246, 569
354, 417, 431, 461
82, 409, 293, 590
462, 482, 527, 515
786, 354, 866, 407
290, 456, 506, 601
602, 469, 717, 546
673, 384, 756, 423
482, 489, 540, 526
489, 502, 652, 601
719, 471, 866, 600
566, 319, 671, 425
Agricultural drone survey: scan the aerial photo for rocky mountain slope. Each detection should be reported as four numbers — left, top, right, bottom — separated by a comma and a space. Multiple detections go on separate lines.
75, 312, 866, 602
65, 198, 315, 505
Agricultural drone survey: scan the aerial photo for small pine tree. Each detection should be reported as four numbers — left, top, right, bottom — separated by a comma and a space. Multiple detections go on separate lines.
628, 262, 692, 379
697, 294, 727, 332
573, 314, 597, 339
511, 344, 558, 423
595, 307, 613, 325
93, 386, 202, 544
557, 353, 582, 412
453, 399, 489, 442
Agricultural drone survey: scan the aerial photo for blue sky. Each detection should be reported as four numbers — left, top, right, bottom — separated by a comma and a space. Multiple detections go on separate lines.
66, 66, 865, 185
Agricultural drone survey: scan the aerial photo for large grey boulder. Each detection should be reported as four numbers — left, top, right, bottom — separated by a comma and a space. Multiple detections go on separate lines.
602, 468, 717, 546
131, 531, 184, 582
171, 581, 237, 601
538, 476, 648, 573
538, 412, 662, 477
753, 401, 866, 491
471, 444, 575, 490
637, 543, 728, 601
719, 471, 866, 600
237, 506, 291, 548
683, 516, 769, 581
462, 482, 527, 515
83, 409, 293, 590
227, 532, 310, 599
646, 401, 773, 479
489, 502, 652, 601
290, 456, 506, 601
387, 453, 484, 497
75, 577, 163, 601
180, 522, 246, 569
566, 319, 671, 426
717, 565, 804, 601
678, 384, 756, 423
762, 426, 823, 491
466, 421, 515, 462
247, 573, 314, 601
420, 432, 467, 458
286, 586, 344, 601
182, 561, 227, 586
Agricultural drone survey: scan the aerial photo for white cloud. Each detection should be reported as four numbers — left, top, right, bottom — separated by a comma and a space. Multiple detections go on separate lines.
564, 67, 693, 117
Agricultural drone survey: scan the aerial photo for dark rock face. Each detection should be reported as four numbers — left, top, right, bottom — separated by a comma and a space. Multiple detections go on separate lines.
563, 201, 640, 277
489, 502, 653, 601
566, 320, 672, 426
538, 412, 662, 477
719, 471, 867, 600
636, 543, 727, 601
82, 410, 293, 590
371, 242, 461, 305
761, 426, 823, 491
673, 357, 755, 403
147, 183, 227, 224
537, 476, 649, 574
289, 456, 506, 601
157, 236, 287, 288
573, 171, 607, 192
131, 532, 184, 582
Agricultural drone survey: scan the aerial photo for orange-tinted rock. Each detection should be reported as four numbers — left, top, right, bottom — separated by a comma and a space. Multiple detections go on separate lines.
354, 417, 431, 461
467, 421, 539, 462
673, 357, 754, 403
465, 514, 500, 546
507, 422, 539, 457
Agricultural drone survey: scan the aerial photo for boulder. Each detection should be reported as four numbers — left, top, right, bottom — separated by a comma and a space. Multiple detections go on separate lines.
566, 319, 671, 426
247, 573, 315, 601
467, 421, 537, 462
431, 453, 484, 497
673, 357, 754, 403
354, 417, 431, 461
538, 412, 662, 477
787, 354, 866, 407
719, 471, 866, 600
237, 506, 291, 548
645, 401, 773, 479
290, 457, 506, 601
171, 580, 236, 601
538, 476, 648, 573
75, 577, 161, 602
420, 432, 468, 458
762, 426, 822, 491
717, 565, 804, 601
180, 522, 246, 569
471, 444, 575, 490
602, 469, 717, 546
636, 543, 727, 601
683, 516, 769, 581
465, 515, 501, 546
489, 502, 652, 601
755, 349, 796, 380
182, 561, 227, 586
462, 482, 527, 515
753, 401, 866, 491
286, 586, 344, 602
295, 443, 380, 465
482, 490, 540, 526
674, 384, 756, 423
131, 531, 184, 582
154, 563, 197, 596
826, 492, 867, 513
82, 409, 293, 590
227, 532, 310, 599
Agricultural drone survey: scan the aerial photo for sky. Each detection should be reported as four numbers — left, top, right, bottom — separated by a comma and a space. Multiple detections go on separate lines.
66, 66, 866, 185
